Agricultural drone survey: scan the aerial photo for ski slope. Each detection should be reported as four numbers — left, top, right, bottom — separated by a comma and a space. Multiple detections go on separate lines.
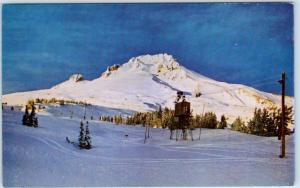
2, 54, 294, 124
3, 108, 294, 186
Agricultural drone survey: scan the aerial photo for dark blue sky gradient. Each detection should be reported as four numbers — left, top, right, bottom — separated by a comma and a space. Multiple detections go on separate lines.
3, 3, 294, 95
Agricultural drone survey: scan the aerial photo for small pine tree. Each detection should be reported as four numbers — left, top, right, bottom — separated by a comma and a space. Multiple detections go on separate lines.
85, 123, 92, 149
29, 105, 38, 127
232, 117, 244, 131
22, 105, 30, 125
218, 115, 227, 129
157, 105, 162, 118
275, 105, 293, 136
78, 121, 86, 149
201, 112, 218, 129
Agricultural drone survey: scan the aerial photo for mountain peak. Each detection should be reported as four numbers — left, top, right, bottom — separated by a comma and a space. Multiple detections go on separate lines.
100, 53, 183, 79
121, 53, 186, 79
127, 53, 180, 68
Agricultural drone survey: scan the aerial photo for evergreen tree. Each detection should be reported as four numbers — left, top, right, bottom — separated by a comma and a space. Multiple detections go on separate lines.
192, 114, 201, 128
201, 112, 218, 129
284, 106, 294, 128
247, 108, 262, 135
164, 108, 169, 128
218, 115, 227, 129
232, 117, 244, 131
275, 105, 293, 136
245, 107, 285, 136
232, 107, 294, 137
85, 122, 92, 149
22, 105, 30, 125
29, 105, 38, 127
265, 111, 277, 136
114, 115, 117, 124
78, 121, 86, 148
261, 108, 275, 136
157, 105, 162, 119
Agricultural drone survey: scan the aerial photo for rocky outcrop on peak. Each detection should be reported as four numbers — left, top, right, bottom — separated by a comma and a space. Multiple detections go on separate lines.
101, 64, 121, 77
69, 74, 84, 82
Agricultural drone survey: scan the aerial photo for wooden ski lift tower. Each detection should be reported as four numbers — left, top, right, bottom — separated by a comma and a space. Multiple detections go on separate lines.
174, 91, 192, 140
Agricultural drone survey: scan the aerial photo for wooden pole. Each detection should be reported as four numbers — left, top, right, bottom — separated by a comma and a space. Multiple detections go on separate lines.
199, 105, 205, 140
279, 72, 286, 158
84, 103, 87, 120
144, 124, 147, 143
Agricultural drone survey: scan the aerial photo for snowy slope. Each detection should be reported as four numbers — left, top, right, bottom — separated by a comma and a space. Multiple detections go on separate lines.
2, 53, 293, 123
3, 108, 294, 186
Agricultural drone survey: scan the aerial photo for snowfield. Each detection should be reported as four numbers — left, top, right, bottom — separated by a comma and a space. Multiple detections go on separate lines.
3, 108, 294, 186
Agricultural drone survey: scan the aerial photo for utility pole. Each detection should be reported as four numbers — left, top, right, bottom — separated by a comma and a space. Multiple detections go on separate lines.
144, 124, 149, 143
84, 102, 87, 120
199, 104, 205, 140
144, 124, 147, 143
278, 72, 286, 158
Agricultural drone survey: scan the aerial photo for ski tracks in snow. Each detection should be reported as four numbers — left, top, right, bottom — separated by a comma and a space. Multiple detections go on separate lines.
22, 131, 281, 166
3, 110, 293, 168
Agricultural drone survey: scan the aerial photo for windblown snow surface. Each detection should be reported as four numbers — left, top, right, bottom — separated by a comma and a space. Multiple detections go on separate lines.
3, 107, 294, 186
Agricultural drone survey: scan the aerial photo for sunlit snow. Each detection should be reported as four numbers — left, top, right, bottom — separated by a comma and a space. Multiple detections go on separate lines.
3, 108, 294, 186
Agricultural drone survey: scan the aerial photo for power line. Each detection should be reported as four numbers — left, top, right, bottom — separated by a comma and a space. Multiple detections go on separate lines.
245, 76, 280, 85
248, 80, 280, 88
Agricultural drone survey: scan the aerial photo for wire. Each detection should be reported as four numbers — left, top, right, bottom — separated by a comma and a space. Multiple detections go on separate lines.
245, 76, 280, 85
248, 80, 280, 88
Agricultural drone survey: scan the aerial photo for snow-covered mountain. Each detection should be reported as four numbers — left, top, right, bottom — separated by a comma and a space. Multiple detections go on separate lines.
2, 53, 293, 123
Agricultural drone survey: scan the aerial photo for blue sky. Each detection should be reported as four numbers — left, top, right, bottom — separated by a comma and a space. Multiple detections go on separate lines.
2, 3, 294, 95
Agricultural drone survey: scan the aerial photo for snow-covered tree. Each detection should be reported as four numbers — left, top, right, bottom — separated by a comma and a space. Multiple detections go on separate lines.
78, 121, 86, 149
22, 105, 30, 125
29, 105, 38, 127
85, 123, 92, 149
218, 115, 227, 129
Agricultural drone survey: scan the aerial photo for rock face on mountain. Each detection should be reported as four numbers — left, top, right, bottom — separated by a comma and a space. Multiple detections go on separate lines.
69, 74, 84, 82
101, 64, 121, 77
2, 53, 293, 123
